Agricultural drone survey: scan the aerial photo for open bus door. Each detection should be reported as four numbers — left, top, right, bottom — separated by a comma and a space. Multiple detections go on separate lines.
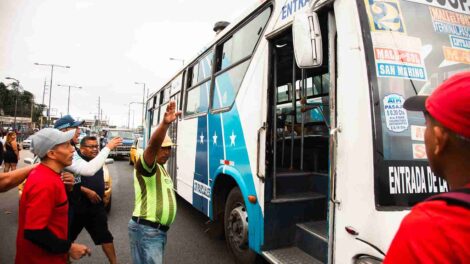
263, 6, 337, 263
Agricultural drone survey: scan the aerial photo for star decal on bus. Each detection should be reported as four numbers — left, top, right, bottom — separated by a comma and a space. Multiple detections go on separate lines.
230, 130, 236, 146
200, 133, 204, 144
213, 131, 218, 145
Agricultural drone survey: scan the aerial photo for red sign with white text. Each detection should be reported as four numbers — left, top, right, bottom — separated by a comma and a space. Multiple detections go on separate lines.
375, 48, 422, 64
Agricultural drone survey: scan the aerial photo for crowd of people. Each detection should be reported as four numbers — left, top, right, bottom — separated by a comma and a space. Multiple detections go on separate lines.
0, 73, 469, 263
0, 101, 180, 264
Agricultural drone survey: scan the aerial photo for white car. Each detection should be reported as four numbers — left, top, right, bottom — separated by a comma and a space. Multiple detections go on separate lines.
22, 136, 32, 149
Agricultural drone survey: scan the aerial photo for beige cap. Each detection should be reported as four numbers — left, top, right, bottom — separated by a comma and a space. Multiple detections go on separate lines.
161, 135, 176, 148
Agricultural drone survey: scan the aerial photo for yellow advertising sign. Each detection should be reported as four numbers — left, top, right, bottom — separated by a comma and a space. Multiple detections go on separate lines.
443, 46, 470, 64
364, 0, 406, 33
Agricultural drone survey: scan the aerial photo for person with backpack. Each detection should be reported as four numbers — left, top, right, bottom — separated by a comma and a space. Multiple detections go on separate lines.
384, 71, 470, 263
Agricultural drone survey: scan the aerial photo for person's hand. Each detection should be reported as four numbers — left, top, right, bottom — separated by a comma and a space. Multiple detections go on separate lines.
163, 101, 181, 125
61, 172, 75, 192
106, 137, 123, 150
83, 188, 101, 204
69, 243, 91, 260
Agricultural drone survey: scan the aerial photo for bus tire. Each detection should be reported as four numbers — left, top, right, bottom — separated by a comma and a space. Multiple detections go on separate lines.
224, 187, 257, 264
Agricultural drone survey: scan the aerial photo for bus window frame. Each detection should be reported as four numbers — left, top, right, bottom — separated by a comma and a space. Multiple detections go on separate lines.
179, 70, 187, 113
183, 49, 215, 119
355, 0, 449, 210
170, 73, 183, 96
209, 4, 273, 114
355, 0, 401, 211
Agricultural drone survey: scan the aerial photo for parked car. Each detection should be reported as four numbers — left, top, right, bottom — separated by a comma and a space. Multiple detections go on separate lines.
21, 158, 114, 212
129, 137, 144, 165
100, 129, 134, 158
22, 136, 33, 149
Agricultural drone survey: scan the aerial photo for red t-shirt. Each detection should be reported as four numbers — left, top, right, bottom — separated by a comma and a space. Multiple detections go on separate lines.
384, 184, 470, 264
16, 164, 69, 264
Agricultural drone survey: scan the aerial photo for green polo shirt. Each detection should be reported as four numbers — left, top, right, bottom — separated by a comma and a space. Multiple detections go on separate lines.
132, 155, 177, 226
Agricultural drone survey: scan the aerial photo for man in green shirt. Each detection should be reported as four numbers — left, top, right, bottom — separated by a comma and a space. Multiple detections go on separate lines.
128, 101, 180, 264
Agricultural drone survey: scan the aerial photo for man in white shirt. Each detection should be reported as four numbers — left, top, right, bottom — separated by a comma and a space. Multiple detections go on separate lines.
53, 115, 122, 242
53, 115, 122, 176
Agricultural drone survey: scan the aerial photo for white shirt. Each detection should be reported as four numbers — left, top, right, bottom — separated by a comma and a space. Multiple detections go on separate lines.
64, 147, 111, 176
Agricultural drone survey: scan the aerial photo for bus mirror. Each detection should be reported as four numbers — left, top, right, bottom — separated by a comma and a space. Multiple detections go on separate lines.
24, 158, 34, 165
292, 11, 323, 68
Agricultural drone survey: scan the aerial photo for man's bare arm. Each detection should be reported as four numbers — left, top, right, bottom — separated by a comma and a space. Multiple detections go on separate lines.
143, 101, 180, 166
0, 165, 36, 192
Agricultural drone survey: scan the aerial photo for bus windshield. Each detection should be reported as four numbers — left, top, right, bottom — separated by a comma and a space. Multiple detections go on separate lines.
361, 0, 469, 206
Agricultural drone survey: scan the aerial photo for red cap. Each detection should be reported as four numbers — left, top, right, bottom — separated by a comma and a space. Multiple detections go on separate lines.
403, 71, 470, 138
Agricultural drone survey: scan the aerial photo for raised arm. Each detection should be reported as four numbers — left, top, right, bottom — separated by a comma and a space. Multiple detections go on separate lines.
143, 101, 180, 166
0, 165, 36, 192
65, 137, 122, 176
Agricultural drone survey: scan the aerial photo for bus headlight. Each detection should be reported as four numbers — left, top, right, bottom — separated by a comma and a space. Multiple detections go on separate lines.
353, 254, 383, 264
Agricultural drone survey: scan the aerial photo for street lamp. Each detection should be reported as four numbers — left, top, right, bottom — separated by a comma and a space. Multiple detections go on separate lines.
128, 101, 143, 129
57, 84, 82, 115
34, 62, 70, 126
134, 82, 146, 128
169, 57, 185, 66
5, 77, 23, 131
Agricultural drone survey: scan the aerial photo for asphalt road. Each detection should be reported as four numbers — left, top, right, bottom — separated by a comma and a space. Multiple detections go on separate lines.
0, 150, 235, 264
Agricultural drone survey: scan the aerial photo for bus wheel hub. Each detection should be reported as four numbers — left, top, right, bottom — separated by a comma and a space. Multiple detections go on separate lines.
228, 205, 248, 248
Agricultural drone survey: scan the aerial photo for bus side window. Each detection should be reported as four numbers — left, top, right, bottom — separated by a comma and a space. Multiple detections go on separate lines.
183, 52, 213, 117
212, 6, 272, 111
185, 82, 210, 116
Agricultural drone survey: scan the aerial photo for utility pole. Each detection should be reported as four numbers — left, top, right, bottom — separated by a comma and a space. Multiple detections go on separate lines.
39, 79, 47, 128
42, 78, 47, 105
34, 63, 71, 126
134, 82, 146, 128
98, 96, 101, 128
57, 84, 82, 115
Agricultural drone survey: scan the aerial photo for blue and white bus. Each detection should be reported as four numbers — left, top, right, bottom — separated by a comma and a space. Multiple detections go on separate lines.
143, 0, 469, 263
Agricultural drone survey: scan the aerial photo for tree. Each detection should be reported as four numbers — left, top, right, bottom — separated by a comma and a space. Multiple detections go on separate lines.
32, 104, 47, 123
0, 83, 15, 116
0, 81, 45, 122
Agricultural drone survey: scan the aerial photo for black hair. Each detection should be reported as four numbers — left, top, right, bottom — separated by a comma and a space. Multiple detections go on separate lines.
80, 136, 97, 146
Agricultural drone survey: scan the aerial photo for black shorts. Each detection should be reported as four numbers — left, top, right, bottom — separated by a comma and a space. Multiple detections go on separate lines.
69, 203, 113, 245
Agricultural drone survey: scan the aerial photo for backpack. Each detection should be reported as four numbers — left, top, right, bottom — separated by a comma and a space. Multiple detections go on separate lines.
426, 187, 470, 209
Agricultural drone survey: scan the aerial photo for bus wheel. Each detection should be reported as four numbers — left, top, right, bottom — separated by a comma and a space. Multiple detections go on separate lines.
224, 188, 257, 263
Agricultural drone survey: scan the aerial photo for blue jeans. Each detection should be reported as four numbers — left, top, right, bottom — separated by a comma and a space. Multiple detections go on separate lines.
128, 219, 167, 264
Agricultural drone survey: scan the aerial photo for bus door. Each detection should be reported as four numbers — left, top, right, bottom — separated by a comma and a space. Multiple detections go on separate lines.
263, 7, 336, 264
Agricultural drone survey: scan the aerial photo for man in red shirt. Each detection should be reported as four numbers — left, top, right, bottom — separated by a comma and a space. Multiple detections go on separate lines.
384, 72, 470, 263
16, 128, 91, 264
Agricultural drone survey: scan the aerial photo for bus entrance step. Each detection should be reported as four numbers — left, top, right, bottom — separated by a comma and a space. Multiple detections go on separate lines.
262, 246, 324, 264
296, 221, 328, 263
271, 192, 325, 203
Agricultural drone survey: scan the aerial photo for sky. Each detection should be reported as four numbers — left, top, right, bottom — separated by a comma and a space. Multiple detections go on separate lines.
0, 0, 258, 128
